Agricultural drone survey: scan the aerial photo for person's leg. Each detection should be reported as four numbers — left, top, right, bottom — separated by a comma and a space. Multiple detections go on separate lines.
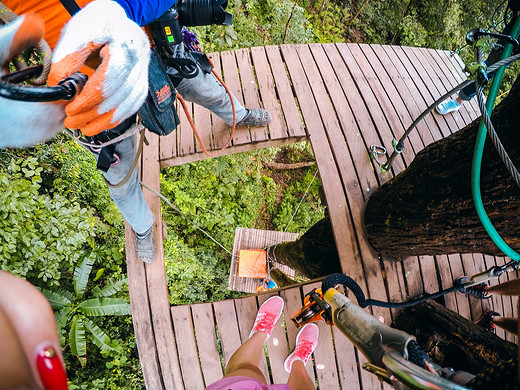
223, 331, 269, 383
286, 360, 315, 390
284, 323, 319, 389
223, 296, 285, 382
102, 134, 154, 234
170, 42, 270, 126
99, 133, 156, 262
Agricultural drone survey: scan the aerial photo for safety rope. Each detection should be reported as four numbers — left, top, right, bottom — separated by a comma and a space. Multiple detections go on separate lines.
176, 55, 237, 158
475, 47, 520, 189
322, 259, 519, 310
283, 169, 319, 233
140, 181, 233, 255
0, 2, 52, 85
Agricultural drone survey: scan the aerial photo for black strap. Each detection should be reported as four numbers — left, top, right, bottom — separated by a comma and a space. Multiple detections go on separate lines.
58, 0, 81, 16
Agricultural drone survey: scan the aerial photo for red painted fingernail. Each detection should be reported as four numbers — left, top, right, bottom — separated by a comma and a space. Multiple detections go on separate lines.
36, 346, 68, 390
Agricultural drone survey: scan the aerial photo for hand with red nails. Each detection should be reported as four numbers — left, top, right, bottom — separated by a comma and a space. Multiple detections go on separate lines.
0, 271, 68, 390
48, 0, 150, 136
0, 14, 67, 148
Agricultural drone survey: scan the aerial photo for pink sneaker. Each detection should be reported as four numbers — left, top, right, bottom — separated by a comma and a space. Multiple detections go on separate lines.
249, 296, 284, 339
284, 323, 319, 372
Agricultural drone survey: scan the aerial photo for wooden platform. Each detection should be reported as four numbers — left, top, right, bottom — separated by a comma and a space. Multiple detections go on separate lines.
228, 227, 298, 293
125, 43, 518, 389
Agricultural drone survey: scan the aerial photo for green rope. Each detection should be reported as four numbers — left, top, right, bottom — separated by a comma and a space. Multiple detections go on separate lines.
471, 15, 520, 261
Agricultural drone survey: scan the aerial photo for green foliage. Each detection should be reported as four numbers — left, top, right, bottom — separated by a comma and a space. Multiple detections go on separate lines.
160, 144, 325, 304
189, 0, 315, 51
307, 0, 351, 42
40, 253, 131, 367
164, 236, 242, 304
0, 154, 96, 287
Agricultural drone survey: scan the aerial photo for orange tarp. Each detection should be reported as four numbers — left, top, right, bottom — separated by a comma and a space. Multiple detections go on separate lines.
238, 249, 267, 278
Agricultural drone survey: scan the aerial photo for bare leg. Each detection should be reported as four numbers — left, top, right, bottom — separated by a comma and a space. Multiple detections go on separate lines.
223, 331, 268, 383
286, 360, 315, 390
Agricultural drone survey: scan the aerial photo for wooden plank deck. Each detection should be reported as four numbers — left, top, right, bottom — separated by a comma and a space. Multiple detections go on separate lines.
125, 43, 517, 389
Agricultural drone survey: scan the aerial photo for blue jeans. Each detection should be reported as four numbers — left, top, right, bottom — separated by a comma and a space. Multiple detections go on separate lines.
172, 43, 248, 125
98, 43, 248, 234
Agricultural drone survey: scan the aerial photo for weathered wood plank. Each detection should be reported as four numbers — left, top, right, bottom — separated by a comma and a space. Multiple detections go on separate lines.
460, 253, 484, 321
159, 123, 177, 161
234, 296, 271, 382
208, 52, 232, 150
170, 305, 205, 389
332, 326, 362, 390
213, 299, 242, 366
178, 100, 195, 157
142, 133, 184, 390
356, 43, 436, 149
280, 286, 317, 383
280, 44, 356, 277
321, 43, 404, 180
125, 222, 163, 390
191, 303, 224, 386
392, 46, 459, 139
257, 293, 289, 384
221, 50, 251, 146
250, 46, 288, 141
235, 48, 269, 143
411, 48, 469, 129
305, 43, 390, 323
368, 44, 442, 144
193, 92, 213, 154
420, 255, 440, 295
264, 46, 306, 138
435, 255, 458, 312
302, 282, 340, 389
434, 49, 480, 121
335, 43, 412, 174
448, 254, 472, 319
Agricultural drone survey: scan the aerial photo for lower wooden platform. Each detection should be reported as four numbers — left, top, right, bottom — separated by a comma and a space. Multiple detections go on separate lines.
125, 43, 518, 389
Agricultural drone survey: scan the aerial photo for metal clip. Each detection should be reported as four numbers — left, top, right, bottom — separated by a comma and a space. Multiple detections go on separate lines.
370, 145, 387, 173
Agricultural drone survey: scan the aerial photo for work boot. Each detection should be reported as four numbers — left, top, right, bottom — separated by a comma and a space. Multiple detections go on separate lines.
249, 296, 284, 339
136, 226, 156, 263
284, 323, 319, 372
236, 109, 272, 127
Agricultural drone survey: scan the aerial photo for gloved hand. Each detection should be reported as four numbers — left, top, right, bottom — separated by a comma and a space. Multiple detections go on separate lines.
48, 0, 150, 136
0, 15, 66, 148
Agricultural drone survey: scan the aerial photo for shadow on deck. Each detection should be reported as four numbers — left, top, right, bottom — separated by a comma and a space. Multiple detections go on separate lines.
124, 43, 518, 389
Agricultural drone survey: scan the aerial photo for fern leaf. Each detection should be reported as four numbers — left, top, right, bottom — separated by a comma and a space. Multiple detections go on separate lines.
69, 316, 87, 367
40, 289, 72, 310
73, 253, 95, 299
92, 277, 128, 298
84, 318, 119, 353
78, 298, 131, 316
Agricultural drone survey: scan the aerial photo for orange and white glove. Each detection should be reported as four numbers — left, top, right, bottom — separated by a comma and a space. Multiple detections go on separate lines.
48, 0, 150, 136
0, 15, 66, 148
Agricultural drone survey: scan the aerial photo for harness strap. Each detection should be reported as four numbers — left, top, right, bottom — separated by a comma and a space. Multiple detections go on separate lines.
58, 0, 81, 16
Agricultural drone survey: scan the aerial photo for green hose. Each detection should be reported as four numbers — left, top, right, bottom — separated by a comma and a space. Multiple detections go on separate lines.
471, 17, 520, 261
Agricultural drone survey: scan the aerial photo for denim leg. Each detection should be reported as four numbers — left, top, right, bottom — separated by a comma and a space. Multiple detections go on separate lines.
458, 82, 477, 101
170, 43, 248, 125
96, 134, 155, 235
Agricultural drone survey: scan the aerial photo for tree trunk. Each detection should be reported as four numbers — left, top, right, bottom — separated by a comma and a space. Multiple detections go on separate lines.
365, 77, 520, 258
393, 300, 517, 374
270, 216, 341, 279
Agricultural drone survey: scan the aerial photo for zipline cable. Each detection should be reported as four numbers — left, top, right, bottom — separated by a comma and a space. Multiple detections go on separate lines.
471, 16, 520, 261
